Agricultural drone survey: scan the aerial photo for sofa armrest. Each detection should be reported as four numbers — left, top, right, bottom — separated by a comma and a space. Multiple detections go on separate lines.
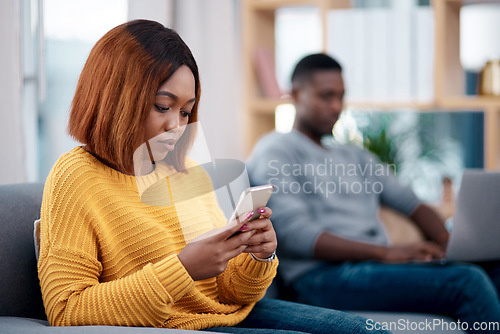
379, 206, 424, 245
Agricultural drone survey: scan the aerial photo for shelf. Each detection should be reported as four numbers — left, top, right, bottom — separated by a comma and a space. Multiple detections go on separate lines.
251, 96, 500, 115
251, 0, 350, 11
251, 0, 318, 10
446, 0, 500, 3
346, 101, 436, 111
252, 98, 439, 113
437, 96, 500, 110
251, 98, 291, 114
244, 0, 500, 168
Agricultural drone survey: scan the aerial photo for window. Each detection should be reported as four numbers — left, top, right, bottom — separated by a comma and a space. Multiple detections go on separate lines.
37, 0, 127, 180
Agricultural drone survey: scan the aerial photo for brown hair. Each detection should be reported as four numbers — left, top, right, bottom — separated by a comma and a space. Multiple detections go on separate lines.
68, 20, 200, 173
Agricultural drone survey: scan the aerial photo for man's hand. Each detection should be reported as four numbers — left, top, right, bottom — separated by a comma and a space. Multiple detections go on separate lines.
381, 241, 446, 263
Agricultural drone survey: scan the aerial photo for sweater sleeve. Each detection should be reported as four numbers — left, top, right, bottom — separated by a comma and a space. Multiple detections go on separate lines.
38, 163, 195, 327
216, 253, 278, 304
39, 249, 193, 327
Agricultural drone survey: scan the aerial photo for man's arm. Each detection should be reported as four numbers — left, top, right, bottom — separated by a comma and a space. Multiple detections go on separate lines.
314, 231, 445, 263
409, 203, 450, 248
357, 150, 449, 258
314, 232, 386, 261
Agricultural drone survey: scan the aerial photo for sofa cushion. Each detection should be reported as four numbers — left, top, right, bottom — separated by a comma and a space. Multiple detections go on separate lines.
0, 183, 46, 320
0, 317, 213, 333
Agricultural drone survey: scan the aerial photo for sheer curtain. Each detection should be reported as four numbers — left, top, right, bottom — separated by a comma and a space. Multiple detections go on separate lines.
0, 0, 25, 185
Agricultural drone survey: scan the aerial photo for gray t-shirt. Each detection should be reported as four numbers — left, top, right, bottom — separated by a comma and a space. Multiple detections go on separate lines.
246, 130, 421, 284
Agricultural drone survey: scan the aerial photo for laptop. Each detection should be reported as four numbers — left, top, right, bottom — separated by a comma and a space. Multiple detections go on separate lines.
445, 170, 500, 262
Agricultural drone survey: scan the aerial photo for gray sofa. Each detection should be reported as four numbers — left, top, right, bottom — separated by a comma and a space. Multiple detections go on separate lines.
0, 182, 464, 334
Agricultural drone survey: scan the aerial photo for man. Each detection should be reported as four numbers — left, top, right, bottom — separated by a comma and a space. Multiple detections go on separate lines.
246, 54, 500, 328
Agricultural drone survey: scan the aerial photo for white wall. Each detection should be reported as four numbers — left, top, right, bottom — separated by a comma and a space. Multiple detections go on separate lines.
0, 0, 26, 185
128, 0, 173, 27
175, 0, 243, 161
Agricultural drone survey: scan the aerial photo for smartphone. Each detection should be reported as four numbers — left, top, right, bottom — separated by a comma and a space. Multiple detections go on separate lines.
227, 184, 274, 236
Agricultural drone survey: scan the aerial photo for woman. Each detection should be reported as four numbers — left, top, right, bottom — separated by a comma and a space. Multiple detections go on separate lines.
38, 19, 388, 334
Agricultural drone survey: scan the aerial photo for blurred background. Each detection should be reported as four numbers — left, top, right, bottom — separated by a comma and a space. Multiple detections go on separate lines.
1, 0, 499, 209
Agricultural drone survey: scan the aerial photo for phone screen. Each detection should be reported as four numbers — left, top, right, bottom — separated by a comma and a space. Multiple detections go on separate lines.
227, 185, 273, 238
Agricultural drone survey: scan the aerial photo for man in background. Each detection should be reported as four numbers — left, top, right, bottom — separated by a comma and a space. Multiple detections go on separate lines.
246, 53, 500, 328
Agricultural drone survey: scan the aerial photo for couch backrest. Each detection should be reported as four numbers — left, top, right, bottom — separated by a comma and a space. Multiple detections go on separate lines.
0, 183, 46, 320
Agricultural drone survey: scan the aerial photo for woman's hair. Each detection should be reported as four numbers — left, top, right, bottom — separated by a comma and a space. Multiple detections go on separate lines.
68, 19, 200, 173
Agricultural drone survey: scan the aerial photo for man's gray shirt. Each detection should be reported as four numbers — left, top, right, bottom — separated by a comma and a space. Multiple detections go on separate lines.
246, 130, 421, 284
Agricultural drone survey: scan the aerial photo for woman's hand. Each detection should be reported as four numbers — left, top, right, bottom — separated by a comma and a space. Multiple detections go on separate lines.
177, 214, 256, 281
241, 207, 277, 259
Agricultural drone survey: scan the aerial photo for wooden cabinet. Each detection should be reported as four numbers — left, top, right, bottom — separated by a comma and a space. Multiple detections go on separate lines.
242, 0, 500, 169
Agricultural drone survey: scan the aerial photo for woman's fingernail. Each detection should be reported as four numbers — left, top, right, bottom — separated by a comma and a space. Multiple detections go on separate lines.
239, 224, 248, 231
258, 208, 265, 213
246, 211, 254, 219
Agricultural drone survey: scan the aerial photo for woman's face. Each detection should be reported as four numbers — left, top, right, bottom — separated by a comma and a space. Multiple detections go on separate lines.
143, 65, 196, 162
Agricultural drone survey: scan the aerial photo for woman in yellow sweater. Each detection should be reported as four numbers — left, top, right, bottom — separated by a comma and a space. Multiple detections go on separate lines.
37, 19, 388, 334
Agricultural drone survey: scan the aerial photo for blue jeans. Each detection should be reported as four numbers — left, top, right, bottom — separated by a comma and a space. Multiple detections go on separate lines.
291, 261, 500, 333
204, 298, 390, 334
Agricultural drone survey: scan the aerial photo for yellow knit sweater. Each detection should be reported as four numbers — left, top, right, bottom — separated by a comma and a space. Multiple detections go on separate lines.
38, 147, 277, 330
